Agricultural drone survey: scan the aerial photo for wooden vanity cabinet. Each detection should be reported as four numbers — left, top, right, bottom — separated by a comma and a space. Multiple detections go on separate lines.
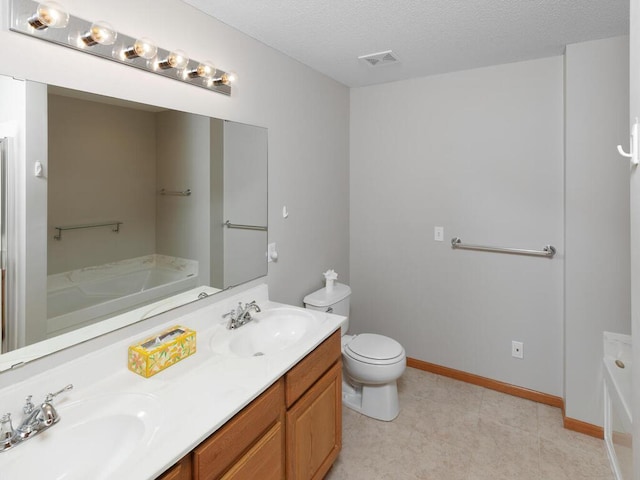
157, 456, 192, 480
285, 330, 342, 480
156, 330, 341, 480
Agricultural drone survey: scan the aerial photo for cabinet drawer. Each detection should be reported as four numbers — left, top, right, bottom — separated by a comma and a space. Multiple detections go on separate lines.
156, 454, 191, 480
285, 330, 341, 408
193, 379, 284, 480
156, 455, 192, 480
221, 422, 284, 480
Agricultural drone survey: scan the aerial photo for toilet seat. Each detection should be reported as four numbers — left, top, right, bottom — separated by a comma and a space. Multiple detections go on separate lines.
344, 333, 405, 366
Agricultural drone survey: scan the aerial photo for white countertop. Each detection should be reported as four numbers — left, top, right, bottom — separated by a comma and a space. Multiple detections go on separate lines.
0, 283, 344, 480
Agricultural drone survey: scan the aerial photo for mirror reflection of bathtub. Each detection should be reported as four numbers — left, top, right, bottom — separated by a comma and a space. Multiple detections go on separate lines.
0, 285, 218, 371
46, 255, 198, 338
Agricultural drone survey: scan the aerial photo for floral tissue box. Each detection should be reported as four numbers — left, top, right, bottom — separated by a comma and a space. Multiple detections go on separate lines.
128, 325, 196, 378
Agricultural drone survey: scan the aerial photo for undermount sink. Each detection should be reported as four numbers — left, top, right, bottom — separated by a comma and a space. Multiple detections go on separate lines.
211, 307, 321, 357
0, 392, 162, 480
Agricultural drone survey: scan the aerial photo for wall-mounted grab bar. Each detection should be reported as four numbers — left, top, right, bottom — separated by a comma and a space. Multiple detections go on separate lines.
54, 221, 123, 241
224, 220, 267, 232
451, 237, 556, 258
160, 189, 191, 196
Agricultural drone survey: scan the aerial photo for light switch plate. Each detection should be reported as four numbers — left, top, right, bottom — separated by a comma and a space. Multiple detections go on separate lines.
434, 226, 444, 242
267, 243, 278, 263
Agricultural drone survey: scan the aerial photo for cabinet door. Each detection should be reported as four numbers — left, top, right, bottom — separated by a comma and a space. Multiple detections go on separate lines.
221, 422, 284, 480
156, 455, 192, 480
286, 361, 342, 480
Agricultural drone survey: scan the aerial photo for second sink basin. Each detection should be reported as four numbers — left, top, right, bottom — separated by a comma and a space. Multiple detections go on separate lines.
0, 392, 163, 479
211, 307, 321, 357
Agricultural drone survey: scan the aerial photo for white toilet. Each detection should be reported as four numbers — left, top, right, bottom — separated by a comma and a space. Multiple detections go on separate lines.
304, 283, 406, 421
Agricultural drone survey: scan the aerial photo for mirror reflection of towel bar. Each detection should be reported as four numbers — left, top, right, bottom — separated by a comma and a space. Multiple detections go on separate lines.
160, 189, 191, 196
224, 221, 267, 232
54, 221, 123, 241
451, 237, 556, 258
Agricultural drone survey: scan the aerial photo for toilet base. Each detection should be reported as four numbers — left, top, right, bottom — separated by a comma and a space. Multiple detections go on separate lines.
342, 378, 400, 422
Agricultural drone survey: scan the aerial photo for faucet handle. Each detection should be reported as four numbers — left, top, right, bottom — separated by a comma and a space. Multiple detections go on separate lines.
223, 307, 238, 329
44, 384, 73, 403
39, 384, 72, 428
0, 413, 14, 441
23, 395, 34, 414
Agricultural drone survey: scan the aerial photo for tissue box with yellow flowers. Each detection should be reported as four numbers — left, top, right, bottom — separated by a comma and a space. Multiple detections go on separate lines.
128, 325, 196, 378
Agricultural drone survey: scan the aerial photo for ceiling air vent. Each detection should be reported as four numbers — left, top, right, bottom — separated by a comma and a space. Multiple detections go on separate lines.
358, 50, 400, 67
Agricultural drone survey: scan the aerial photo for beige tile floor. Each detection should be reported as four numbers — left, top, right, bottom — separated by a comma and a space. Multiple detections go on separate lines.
325, 367, 614, 480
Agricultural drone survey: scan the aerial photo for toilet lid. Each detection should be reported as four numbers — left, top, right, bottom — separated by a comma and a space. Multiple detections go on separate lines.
345, 333, 404, 361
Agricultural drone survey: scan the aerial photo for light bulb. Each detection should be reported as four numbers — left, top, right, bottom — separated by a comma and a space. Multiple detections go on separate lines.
187, 61, 216, 80
157, 50, 189, 70
28, 2, 69, 30
81, 21, 117, 46
124, 37, 158, 60
219, 70, 238, 86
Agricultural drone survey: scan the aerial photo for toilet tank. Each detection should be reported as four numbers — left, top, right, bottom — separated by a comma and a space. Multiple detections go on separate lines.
303, 283, 351, 334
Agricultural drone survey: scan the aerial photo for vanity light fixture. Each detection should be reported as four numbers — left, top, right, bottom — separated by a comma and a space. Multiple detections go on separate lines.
157, 49, 189, 70
27, 1, 68, 29
80, 21, 117, 46
123, 37, 158, 60
9, 0, 233, 95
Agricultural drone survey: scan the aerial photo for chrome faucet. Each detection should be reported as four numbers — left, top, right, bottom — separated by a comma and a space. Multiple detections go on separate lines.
0, 384, 73, 452
223, 301, 261, 329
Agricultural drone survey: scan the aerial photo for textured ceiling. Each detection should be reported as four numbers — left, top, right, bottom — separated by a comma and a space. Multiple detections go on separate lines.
181, 0, 629, 87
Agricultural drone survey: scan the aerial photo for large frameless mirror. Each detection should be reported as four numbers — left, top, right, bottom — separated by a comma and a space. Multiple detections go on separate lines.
0, 76, 268, 371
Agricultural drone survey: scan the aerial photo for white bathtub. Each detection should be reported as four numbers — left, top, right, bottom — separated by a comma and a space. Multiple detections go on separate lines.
47, 254, 198, 337
603, 331, 633, 480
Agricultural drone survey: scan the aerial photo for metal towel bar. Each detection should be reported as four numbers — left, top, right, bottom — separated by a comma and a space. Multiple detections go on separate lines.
160, 188, 191, 196
451, 237, 556, 258
54, 221, 123, 241
224, 220, 267, 232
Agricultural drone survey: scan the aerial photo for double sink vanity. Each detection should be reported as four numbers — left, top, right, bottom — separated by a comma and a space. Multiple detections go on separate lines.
0, 283, 345, 479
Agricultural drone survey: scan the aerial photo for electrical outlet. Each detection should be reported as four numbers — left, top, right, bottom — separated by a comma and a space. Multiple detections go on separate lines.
512, 341, 524, 359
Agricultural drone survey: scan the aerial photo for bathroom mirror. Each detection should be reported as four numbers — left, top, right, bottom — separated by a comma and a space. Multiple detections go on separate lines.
0, 76, 268, 371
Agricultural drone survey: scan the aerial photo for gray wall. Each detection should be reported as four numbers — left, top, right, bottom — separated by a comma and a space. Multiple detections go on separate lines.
156, 110, 211, 284
223, 121, 268, 288
210, 119, 225, 289
350, 38, 631, 426
564, 36, 630, 426
350, 57, 565, 396
48, 95, 158, 274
